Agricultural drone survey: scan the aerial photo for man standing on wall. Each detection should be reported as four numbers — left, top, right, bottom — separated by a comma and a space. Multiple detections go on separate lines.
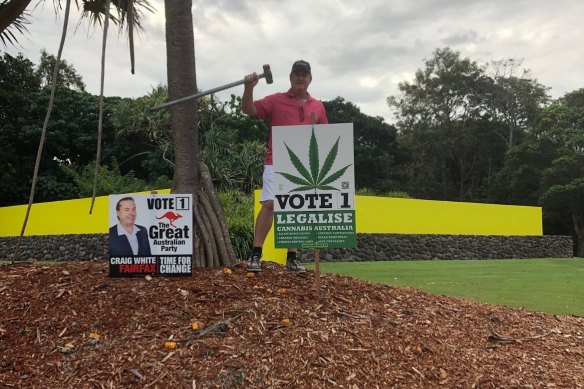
242, 60, 329, 273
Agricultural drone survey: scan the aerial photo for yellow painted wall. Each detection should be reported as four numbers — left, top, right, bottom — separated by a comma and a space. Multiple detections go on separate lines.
1, 190, 542, 265
254, 191, 542, 264
355, 196, 542, 235
0, 190, 170, 236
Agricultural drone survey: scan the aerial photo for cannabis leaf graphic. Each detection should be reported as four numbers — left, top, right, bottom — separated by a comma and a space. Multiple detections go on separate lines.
276, 128, 351, 192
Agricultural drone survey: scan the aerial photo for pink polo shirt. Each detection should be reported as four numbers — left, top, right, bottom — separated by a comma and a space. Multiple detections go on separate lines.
254, 89, 328, 165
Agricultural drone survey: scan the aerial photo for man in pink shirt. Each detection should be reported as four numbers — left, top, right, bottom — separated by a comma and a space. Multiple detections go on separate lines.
242, 60, 328, 272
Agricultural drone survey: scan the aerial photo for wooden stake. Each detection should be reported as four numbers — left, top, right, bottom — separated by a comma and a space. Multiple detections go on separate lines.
315, 248, 321, 295
311, 112, 321, 296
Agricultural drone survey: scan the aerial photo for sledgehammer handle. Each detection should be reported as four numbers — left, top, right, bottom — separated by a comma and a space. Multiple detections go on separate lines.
150, 64, 273, 111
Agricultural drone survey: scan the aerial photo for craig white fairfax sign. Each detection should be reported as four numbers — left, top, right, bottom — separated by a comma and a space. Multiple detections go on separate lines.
108, 194, 193, 277
272, 123, 356, 248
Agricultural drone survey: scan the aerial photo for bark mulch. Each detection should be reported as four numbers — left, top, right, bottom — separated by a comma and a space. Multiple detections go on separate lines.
1, 260, 583, 388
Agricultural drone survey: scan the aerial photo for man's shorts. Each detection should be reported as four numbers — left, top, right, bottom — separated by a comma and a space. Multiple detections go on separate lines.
260, 165, 274, 202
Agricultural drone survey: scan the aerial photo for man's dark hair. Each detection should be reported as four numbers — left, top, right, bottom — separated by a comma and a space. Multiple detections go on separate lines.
116, 197, 135, 211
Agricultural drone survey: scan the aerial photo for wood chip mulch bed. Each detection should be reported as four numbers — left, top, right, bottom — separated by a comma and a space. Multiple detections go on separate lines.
1, 260, 583, 388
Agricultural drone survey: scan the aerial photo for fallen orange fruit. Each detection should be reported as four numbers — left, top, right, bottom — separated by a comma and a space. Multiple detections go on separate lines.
164, 341, 177, 349
277, 288, 287, 295
246, 272, 255, 278
281, 318, 291, 326
191, 321, 204, 330
223, 268, 232, 274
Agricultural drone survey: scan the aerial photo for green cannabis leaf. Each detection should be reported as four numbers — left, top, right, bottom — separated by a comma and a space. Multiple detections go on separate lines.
276, 128, 351, 192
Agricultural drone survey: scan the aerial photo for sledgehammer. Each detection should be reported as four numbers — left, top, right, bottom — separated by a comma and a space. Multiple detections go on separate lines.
150, 64, 273, 111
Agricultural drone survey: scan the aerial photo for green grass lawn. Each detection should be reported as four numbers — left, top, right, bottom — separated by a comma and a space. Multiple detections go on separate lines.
312, 258, 584, 317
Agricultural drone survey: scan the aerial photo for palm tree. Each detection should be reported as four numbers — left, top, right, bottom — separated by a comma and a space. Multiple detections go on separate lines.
5, 0, 237, 267
163, 0, 236, 267
1, 0, 153, 51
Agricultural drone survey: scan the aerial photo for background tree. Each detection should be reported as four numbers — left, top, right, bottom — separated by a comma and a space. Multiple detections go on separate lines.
388, 48, 501, 200
0, 51, 168, 206
111, 85, 264, 194
486, 137, 555, 205
537, 89, 584, 256
0, 52, 41, 204
111, 85, 175, 183
2, 0, 154, 259
208, 94, 268, 144
485, 59, 550, 149
35, 49, 86, 91
324, 97, 405, 193
540, 159, 584, 257
2, 0, 237, 266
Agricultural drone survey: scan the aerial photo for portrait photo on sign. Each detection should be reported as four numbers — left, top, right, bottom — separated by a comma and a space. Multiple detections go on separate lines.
108, 194, 194, 256
108, 195, 152, 257
108, 194, 194, 278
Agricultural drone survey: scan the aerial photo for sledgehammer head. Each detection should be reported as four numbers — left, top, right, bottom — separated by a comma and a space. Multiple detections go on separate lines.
263, 64, 273, 84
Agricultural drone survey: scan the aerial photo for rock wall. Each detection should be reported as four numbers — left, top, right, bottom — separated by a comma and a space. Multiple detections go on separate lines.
0, 234, 108, 261
0, 233, 574, 261
299, 234, 574, 261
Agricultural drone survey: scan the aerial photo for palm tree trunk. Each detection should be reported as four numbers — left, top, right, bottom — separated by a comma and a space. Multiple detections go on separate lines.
89, 0, 111, 214
14, 0, 72, 260
164, 0, 236, 267
164, 0, 199, 192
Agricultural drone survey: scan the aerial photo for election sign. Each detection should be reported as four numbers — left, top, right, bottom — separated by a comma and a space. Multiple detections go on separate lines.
272, 123, 356, 249
108, 193, 194, 277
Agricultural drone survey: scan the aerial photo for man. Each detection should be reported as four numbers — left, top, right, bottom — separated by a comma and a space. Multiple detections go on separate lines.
109, 197, 152, 256
242, 60, 328, 273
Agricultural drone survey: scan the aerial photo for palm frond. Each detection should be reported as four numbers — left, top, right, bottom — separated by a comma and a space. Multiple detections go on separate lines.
0, 3, 30, 47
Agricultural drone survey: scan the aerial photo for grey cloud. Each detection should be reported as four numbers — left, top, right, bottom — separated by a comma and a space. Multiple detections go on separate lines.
4, 0, 584, 123
441, 30, 480, 46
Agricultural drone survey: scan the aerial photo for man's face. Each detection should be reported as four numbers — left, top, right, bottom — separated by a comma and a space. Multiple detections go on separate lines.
116, 200, 137, 227
290, 70, 312, 90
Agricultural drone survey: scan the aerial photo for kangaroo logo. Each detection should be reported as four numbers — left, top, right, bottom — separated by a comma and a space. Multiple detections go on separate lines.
156, 212, 183, 228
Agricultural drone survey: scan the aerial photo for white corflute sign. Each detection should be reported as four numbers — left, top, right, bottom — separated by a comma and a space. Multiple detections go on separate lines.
108, 193, 193, 277
272, 123, 356, 249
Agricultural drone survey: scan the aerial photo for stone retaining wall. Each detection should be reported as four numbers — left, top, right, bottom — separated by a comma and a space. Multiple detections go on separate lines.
299, 234, 574, 261
0, 234, 108, 261
0, 233, 574, 261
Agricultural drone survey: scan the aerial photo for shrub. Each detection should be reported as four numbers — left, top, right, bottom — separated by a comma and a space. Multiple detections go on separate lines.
219, 190, 254, 260
356, 188, 411, 198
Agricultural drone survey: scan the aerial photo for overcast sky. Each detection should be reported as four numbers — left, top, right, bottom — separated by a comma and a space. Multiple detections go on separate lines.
5, 0, 584, 123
